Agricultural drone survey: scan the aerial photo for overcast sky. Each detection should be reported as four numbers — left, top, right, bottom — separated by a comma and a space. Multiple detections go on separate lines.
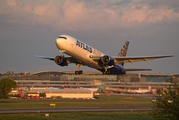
0, 0, 179, 74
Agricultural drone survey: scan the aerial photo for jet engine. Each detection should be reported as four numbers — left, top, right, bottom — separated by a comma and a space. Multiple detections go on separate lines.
54, 56, 68, 66
100, 55, 114, 66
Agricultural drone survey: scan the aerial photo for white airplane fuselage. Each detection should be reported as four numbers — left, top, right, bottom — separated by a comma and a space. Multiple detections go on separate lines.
131, 88, 151, 94
56, 35, 105, 70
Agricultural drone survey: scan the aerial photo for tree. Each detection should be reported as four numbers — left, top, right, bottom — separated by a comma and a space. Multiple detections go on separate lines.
0, 78, 17, 98
151, 82, 179, 120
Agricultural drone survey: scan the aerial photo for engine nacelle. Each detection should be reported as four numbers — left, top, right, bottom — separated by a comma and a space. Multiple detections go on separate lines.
100, 55, 114, 66
54, 56, 68, 66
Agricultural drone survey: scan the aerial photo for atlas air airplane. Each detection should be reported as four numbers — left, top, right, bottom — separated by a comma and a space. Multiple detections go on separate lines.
35, 35, 174, 75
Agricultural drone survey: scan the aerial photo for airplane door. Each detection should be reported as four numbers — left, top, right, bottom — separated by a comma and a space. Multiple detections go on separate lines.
70, 40, 75, 48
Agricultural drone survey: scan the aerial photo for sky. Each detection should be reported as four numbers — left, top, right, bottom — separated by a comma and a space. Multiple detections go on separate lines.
0, 0, 179, 74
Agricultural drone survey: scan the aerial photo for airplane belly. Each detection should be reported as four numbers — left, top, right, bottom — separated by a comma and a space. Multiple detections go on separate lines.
66, 48, 102, 69
84, 60, 102, 69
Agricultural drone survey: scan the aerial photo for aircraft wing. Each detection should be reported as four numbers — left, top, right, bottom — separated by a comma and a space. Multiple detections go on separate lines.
35, 55, 78, 63
113, 54, 174, 64
90, 54, 174, 64
35, 55, 55, 61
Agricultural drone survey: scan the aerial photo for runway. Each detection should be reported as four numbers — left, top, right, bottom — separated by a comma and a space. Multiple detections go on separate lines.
0, 107, 152, 114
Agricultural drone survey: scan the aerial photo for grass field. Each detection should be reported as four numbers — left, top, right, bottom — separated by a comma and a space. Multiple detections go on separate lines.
0, 112, 154, 120
0, 95, 154, 120
0, 95, 152, 108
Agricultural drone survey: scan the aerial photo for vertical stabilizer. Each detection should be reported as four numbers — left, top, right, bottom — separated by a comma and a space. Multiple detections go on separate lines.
118, 41, 129, 66
97, 84, 104, 93
118, 41, 129, 57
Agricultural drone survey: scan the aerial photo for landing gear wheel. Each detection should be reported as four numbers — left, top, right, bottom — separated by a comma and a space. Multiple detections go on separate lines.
103, 70, 110, 75
75, 64, 83, 75
75, 70, 83, 75
79, 70, 83, 74
75, 71, 78, 75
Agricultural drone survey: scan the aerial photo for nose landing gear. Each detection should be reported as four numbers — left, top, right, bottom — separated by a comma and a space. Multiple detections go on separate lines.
75, 64, 83, 75
75, 70, 83, 75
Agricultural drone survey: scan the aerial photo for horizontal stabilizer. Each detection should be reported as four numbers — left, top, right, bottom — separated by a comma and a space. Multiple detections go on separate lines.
124, 68, 152, 71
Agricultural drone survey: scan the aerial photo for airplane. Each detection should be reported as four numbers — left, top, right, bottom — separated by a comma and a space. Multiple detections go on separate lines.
130, 86, 151, 94
35, 35, 174, 75
105, 86, 151, 94
105, 86, 123, 93
79, 84, 104, 92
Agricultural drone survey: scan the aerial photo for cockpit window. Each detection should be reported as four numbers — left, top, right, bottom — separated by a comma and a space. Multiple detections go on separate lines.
58, 36, 67, 39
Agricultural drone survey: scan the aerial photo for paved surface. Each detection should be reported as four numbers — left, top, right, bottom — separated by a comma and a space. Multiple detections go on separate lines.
0, 106, 152, 114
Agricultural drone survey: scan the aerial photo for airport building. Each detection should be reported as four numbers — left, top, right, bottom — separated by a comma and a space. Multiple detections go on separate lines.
1, 71, 179, 97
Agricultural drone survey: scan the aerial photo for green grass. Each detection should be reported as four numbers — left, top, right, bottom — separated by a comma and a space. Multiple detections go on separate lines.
0, 95, 152, 108
0, 95, 154, 120
0, 112, 154, 120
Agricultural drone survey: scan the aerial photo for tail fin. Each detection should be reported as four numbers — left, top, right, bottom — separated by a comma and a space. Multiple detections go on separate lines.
118, 41, 129, 66
118, 41, 129, 57
97, 84, 104, 92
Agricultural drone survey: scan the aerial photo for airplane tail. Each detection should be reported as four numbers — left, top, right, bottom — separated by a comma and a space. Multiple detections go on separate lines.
97, 84, 104, 92
118, 41, 129, 66
148, 86, 151, 90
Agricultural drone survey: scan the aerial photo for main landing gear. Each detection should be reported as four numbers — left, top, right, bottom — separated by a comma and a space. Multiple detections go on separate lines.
75, 64, 83, 75
102, 67, 110, 74
102, 71, 110, 74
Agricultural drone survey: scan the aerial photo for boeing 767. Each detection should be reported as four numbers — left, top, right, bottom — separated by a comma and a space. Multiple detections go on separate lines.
35, 35, 174, 75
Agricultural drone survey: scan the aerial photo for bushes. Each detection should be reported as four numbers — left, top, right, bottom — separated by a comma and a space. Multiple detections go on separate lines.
0, 95, 9, 99
151, 82, 179, 120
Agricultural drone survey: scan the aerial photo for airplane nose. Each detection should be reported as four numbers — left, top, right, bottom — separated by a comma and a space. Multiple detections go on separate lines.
55, 38, 61, 49
56, 36, 67, 49
56, 38, 60, 45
